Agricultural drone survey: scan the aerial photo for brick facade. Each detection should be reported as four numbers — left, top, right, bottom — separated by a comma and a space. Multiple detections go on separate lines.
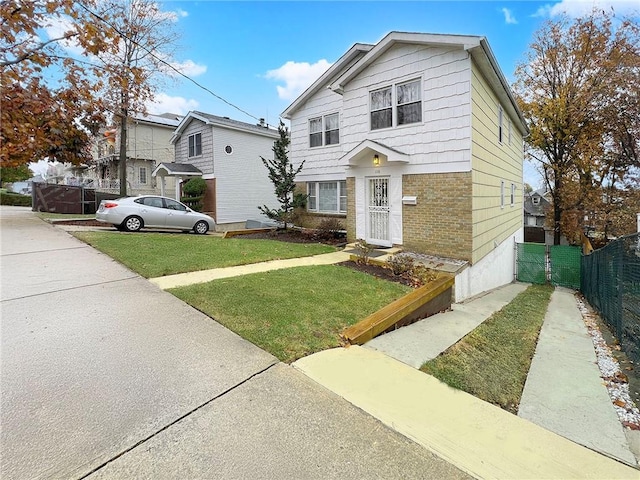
402, 172, 473, 261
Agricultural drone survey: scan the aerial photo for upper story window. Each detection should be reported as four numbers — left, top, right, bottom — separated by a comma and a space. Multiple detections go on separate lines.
139, 167, 147, 185
511, 183, 516, 206
370, 79, 422, 130
532, 195, 540, 205
370, 87, 392, 130
498, 105, 504, 143
309, 114, 339, 148
188, 133, 202, 157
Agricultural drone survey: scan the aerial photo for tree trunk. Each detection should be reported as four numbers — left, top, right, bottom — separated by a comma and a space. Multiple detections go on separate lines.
118, 110, 128, 197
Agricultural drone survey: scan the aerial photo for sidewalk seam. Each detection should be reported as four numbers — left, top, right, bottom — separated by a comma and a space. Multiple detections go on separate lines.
1, 276, 140, 303
77, 360, 280, 479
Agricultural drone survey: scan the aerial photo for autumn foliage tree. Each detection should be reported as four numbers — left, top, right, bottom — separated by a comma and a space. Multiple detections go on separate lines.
89, 0, 179, 195
514, 11, 640, 244
1, 0, 111, 168
1, 0, 180, 196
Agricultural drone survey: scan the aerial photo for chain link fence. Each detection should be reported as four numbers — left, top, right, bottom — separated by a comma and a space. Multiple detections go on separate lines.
581, 233, 640, 362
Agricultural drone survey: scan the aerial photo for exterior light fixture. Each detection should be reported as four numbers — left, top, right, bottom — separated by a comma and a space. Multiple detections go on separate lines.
373, 154, 380, 167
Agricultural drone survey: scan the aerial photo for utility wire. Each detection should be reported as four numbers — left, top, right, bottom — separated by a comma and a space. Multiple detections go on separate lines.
75, 1, 267, 125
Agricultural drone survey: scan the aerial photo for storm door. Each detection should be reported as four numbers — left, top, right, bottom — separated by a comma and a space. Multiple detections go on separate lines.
366, 177, 391, 246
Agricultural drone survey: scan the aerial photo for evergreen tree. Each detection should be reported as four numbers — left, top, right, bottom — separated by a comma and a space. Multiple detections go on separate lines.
259, 121, 305, 230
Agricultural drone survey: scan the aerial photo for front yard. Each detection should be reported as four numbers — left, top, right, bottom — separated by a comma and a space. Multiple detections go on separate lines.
72, 231, 336, 278
70, 227, 553, 413
170, 265, 411, 363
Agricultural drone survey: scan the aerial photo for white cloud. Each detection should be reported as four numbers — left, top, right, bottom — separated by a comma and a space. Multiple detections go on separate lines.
265, 59, 333, 101
44, 16, 85, 57
146, 93, 199, 115
534, 0, 639, 18
168, 59, 207, 77
174, 8, 188, 18
501, 7, 518, 24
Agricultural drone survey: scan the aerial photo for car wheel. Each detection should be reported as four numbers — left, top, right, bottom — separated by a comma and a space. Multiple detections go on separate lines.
193, 220, 209, 235
123, 216, 143, 232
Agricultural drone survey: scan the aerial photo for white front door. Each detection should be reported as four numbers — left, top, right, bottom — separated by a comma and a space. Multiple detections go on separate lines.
366, 177, 391, 246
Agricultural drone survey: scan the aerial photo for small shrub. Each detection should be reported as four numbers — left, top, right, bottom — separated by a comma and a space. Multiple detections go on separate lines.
316, 218, 345, 240
182, 178, 207, 212
182, 177, 206, 196
411, 265, 441, 285
386, 254, 415, 275
354, 239, 373, 265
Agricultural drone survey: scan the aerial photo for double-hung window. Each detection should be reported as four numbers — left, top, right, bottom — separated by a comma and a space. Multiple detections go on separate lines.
498, 105, 504, 143
370, 87, 392, 130
139, 167, 147, 184
510, 183, 516, 206
188, 133, 202, 157
397, 80, 422, 125
370, 79, 422, 130
307, 181, 347, 214
309, 114, 339, 147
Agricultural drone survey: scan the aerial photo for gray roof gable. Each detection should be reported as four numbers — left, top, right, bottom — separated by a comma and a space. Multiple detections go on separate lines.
171, 111, 279, 144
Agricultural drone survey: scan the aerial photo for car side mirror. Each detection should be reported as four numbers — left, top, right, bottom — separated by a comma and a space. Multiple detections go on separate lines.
186, 208, 192, 213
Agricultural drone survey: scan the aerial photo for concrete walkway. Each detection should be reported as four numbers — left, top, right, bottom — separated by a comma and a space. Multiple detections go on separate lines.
294, 346, 638, 479
150, 250, 352, 290
364, 282, 528, 368
518, 288, 637, 466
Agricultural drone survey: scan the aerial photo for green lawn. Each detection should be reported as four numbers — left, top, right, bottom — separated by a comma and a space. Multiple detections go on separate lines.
169, 264, 412, 363
420, 283, 554, 413
72, 231, 336, 278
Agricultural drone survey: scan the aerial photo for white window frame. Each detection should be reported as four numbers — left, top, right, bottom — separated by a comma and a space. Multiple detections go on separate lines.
188, 132, 202, 157
309, 114, 339, 148
510, 183, 515, 206
306, 180, 347, 214
370, 78, 422, 131
500, 180, 505, 208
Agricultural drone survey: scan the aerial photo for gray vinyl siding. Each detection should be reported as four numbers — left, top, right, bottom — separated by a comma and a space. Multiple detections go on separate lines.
174, 119, 214, 174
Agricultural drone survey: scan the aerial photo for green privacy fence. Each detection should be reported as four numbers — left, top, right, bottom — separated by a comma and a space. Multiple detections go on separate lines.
581, 233, 640, 363
516, 243, 581, 289
516, 243, 547, 284
551, 245, 582, 289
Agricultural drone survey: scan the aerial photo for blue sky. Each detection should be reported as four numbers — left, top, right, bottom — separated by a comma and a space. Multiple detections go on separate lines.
143, 0, 637, 187
151, 0, 638, 123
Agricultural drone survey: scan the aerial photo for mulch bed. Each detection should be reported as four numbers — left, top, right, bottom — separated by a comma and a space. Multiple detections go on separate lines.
239, 229, 415, 287
52, 219, 107, 227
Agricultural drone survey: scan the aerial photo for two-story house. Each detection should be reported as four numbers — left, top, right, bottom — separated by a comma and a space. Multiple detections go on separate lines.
89, 112, 182, 195
282, 32, 529, 301
165, 111, 281, 230
524, 189, 551, 243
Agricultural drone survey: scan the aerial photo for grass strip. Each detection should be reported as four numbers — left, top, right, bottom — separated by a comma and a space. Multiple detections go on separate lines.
72, 231, 335, 278
420, 284, 554, 413
169, 264, 412, 364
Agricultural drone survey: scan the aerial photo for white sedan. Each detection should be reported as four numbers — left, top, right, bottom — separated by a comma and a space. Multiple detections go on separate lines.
96, 195, 215, 234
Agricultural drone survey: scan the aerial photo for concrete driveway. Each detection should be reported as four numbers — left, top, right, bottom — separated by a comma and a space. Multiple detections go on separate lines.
0, 207, 467, 479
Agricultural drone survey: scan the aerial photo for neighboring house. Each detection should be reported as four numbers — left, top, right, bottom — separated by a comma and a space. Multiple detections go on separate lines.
282, 32, 529, 301
524, 189, 551, 243
165, 111, 280, 230
88, 112, 182, 195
